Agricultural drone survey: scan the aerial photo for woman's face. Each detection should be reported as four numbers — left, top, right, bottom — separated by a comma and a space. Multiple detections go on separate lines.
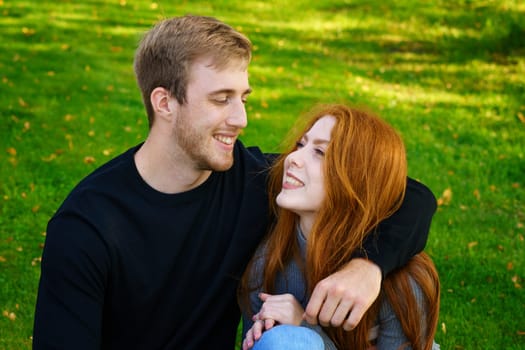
276, 115, 336, 232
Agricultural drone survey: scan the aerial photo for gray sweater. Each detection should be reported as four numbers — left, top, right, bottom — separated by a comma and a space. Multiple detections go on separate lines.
242, 227, 440, 350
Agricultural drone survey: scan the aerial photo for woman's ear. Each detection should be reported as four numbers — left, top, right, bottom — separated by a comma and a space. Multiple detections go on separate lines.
150, 87, 176, 122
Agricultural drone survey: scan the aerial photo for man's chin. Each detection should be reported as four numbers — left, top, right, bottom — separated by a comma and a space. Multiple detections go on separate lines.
206, 156, 234, 172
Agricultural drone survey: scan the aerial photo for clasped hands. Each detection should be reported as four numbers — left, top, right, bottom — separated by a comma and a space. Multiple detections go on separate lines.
242, 258, 382, 350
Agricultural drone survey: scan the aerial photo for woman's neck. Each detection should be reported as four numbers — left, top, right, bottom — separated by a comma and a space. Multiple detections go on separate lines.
298, 215, 315, 239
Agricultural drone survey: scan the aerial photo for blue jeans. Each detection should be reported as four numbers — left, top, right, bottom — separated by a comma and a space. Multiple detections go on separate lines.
252, 325, 325, 350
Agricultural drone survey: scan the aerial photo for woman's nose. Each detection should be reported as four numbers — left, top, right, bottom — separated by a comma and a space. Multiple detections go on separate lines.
287, 150, 303, 168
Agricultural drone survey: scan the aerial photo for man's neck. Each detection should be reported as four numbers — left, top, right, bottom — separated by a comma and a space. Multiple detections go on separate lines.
134, 137, 212, 194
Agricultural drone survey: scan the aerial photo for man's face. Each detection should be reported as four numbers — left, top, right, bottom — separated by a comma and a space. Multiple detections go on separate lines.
172, 59, 251, 172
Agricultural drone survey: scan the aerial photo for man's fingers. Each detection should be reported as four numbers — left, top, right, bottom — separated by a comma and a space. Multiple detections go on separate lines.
343, 302, 366, 331
303, 283, 326, 324
317, 295, 340, 327
329, 299, 354, 327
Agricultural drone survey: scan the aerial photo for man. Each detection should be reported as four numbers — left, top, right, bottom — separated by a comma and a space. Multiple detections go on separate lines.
33, 15, 436, 349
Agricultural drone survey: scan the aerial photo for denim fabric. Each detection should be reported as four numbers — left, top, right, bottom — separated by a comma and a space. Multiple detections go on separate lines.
252, 325, 325, 350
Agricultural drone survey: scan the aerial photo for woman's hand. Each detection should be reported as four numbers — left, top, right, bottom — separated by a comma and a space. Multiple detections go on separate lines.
242, 318, 265, 350
256, 292, 305, 326
242, 293, 304, 350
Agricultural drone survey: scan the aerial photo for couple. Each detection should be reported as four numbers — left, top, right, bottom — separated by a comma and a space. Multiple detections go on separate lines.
33, 15, 439, 349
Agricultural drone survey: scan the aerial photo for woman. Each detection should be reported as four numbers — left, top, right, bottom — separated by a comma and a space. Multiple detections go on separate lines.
238, 104, 440, 350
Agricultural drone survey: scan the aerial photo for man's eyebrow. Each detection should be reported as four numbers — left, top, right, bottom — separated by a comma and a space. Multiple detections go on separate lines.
208, 88, 252, 95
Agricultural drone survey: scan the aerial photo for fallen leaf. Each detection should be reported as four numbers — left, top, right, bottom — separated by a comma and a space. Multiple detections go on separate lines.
518, 112, 525, 124
507, 262, 514, 270
0, 256, 6, 262
41, 153, 57, 162
22, 27, 35, 36
437, 188, 452, 206
18, 97, 28, 107
6, 147, 16, 156
468, 241, 478, 249
84, 156, 96, 164
441, 322, 446, 334
512, 275, 522, 289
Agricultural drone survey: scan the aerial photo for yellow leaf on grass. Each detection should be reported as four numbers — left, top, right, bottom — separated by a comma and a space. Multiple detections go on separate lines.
2, 310, 16, 321
84, 156, 96, 164
6, 147, 16, 156
42, 153, 57, 162
518, 112, 525, 124
437, 188, 452, 206
468, 241, 478, 249
512, 275, 522, 288
22, 27, 35, 36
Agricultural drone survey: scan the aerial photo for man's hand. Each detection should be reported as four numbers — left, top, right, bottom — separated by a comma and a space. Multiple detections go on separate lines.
304, 258, 382, 330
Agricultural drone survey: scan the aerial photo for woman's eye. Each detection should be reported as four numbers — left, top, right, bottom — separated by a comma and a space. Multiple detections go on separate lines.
295, 141, 304, 149
314, 149, 325, 156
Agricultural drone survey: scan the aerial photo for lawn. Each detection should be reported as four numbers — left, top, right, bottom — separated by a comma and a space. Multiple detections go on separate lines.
1, 0, 524, 349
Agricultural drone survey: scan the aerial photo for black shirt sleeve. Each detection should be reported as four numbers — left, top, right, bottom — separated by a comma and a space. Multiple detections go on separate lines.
33, 213, 108, 349
355, 177, 437, 278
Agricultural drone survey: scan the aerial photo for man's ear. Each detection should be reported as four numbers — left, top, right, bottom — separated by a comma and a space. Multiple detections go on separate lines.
150, 87, 176, 122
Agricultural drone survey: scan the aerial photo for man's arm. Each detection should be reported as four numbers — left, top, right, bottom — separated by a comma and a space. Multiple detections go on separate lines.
304, 177, 437, 330
33, 214, 108, 349
360, 177, 437, 276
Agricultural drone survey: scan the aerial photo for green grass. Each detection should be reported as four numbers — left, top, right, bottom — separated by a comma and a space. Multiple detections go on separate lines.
1, 0, 524, 349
